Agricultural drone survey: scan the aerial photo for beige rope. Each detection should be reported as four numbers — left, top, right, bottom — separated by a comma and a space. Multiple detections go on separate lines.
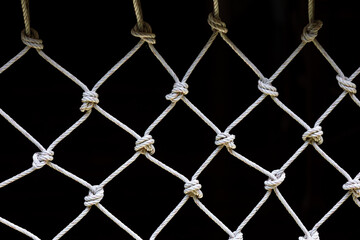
0, 0, 359, 239
20, 0, 31, 36
131, 0, 156, 44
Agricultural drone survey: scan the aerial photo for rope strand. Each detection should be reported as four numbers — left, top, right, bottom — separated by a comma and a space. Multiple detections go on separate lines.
0, 0, 356, 239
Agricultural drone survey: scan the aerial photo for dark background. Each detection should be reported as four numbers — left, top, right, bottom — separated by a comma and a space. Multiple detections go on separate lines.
0, 0, 360, 239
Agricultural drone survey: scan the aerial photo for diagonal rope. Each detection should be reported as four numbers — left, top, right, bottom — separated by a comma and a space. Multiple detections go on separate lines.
0, 0, 359, 239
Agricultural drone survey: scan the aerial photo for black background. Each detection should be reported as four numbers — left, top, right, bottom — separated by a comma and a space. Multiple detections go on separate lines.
0, 0, 360, 239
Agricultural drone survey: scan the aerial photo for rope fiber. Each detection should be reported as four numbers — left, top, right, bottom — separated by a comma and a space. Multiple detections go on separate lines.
0, 0, 359, 239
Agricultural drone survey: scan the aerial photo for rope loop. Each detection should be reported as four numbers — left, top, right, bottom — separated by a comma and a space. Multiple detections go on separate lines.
84, 185, 104, 207
264, 169, 286, 190
208, 12, 228, 34
343, 179, 360, 207
32, 150, 54, 169
336, 75, 357, 94
166, 82, 189, 103
229, 232, 243, 240
258, 78, 279, 97
135, 135, 155, 155
184, 179, 203, 198
80, 91, 99, 112
131, 21, 156, 44
301, 20, 323, 43
215, 132, 236, 149
299, 231, 320, 240
302, 126, 323, 145
21, 28, 44, 49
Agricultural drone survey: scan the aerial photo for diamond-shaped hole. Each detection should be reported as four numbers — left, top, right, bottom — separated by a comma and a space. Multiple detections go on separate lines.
103, 154, 184, 238
155, 199, 230, 240
279, 146, 347, 230
61, 208, 138, 240
185, 36, 261, 131
220, 0, 307, 77
315, 1, 360, 74
143, 0, 212, 75
0, 117, 39, 183
199, 149, 267, 231
320, 96, 360, 177
0, 50, 83, 146
244, 195, 304, 240
230, 96, 306, 171
153, 102, 216, 177
275, 43, 342, 125
97, 45, 175, 133
28, 0, 137, 86
318, 198, 360, 240
0, 167, 86, 239
53, 110, 136, 184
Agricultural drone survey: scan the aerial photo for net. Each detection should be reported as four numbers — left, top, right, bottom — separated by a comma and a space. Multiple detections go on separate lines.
0, 0, 359, 239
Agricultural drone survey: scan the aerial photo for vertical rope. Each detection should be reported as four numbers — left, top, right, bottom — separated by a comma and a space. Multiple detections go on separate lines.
20, 0, 31, 36
213, 0, 220, 17
0, 0, 358, 239
308, 0, 315, 22
131, 0, 155, 44
132, 0, 144, 29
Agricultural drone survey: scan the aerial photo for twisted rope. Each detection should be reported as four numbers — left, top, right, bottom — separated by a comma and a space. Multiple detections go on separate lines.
0, 0, 358, 239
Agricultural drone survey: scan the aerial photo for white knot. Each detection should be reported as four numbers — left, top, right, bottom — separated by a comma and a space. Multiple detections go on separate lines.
343, 179, 360, 206
32, 151, 54, 169
336, 75, 357, 94
207, 12, 228, 34
135, 135, 155, 155
21, 28, 44, 50
258, 78, 279, 97
302, 126, 323, 145
264, 170, 286, 190
131, 21, 156, 44
301, 20, 323, 43
165, 82, 189, 102
84, 185, 104, 207
184, 180, 203, 198
80, 91, 99, 112
215, 132, 236, 149
229, 232, 243, 240
299, 231, 320, 240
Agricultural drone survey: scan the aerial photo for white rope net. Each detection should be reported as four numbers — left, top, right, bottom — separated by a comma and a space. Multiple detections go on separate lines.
0, 0, 359, 239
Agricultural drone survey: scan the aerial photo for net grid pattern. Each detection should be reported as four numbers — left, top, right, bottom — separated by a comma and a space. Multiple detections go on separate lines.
1, 0, 360, 239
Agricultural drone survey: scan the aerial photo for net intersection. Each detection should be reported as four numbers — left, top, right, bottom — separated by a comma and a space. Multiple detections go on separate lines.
0, 0, 359, 239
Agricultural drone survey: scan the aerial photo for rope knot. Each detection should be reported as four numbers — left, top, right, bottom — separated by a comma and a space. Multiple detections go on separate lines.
21, 28, 44, 50
80, 91, 99, 112
131, 21, 156, 44
299, 231, 320, 240
84, 185, 104, 207
135, 135, 155, 155
229, 232, 243, 240
215, 132, 236, 149
336, 75, 357, 94
258, 78, 279, 97
264, 170, 286, 190
32, 150, 54, 169
301, 20, 323, 43
343, 179, 360, 206
302, 126, 323, 145
165, 82, 189, 102
208, 12, 228, 34
184, 179, 203, 198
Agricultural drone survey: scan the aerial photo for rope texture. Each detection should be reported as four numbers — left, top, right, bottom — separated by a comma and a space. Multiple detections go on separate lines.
0, 0, 359, 239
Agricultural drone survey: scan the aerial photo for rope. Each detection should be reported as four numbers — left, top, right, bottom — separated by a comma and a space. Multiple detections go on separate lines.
0, 0, 358, 239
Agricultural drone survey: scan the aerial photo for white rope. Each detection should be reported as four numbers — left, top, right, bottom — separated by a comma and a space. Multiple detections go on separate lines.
0, 0, 359, 239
